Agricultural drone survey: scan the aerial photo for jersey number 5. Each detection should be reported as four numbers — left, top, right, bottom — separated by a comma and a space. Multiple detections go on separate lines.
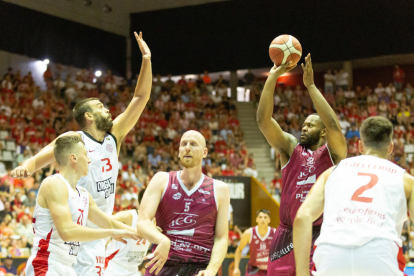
351, 172, 379, 203
101, 158, 112, 173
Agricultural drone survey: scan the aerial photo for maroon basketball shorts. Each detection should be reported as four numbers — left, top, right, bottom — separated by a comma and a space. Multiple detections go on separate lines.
267, 224, 320, 276
246, 264, 267, 276
145, 262, 210, 276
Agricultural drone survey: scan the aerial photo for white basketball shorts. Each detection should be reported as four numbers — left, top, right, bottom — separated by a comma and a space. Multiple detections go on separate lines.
312, 238, 405, 276
74, 238, 106, 276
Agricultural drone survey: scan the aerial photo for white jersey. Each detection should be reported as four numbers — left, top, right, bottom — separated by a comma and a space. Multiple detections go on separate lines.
315, 155, 407, 247
77, 131, 118, 228
30, 174, 89, 264
105, 210, 150, 276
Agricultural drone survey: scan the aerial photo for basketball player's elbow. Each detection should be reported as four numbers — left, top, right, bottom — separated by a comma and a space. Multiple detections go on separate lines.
294, 210, 312, 226
58, 228, 73, 242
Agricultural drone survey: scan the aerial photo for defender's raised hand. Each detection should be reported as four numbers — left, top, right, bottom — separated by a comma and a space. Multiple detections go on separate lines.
301, 53, 315, 88
134, 31, 151, 59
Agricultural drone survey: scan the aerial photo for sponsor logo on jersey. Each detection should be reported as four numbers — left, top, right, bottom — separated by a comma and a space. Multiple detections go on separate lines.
65, 241, 81, 256
126, 251, 145, 263
106, 143, 113, 153
169, 213, 198, 229
172, 184, 178, 189
96, 177, 115, 199
172, 192, 182, 200
198, 188, 210, 195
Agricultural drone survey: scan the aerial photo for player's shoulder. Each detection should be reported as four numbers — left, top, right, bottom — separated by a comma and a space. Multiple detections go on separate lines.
404, 172, 414, 185
39, 176, 68, 198
243, 227, 253, 236
148, 172, 170, 190
213, 179, 229, 191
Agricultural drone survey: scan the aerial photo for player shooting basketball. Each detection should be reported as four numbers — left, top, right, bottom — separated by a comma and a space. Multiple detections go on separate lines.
12, 31, 152, 276
256, 54, 347, 276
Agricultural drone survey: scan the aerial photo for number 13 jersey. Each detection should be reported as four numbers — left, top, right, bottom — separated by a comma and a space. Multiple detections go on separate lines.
77, 131, 118, 228
316, 155, 407, 247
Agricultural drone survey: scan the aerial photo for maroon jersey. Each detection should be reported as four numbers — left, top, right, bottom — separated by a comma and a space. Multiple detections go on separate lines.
154, 171, 218, 264
249, 226, 276, 267
280, 144, 334, 227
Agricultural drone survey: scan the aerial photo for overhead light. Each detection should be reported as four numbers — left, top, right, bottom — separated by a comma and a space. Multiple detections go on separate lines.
95, 70, 102, 77
43, 59, 50, 65
103, 4, 112, 13
93, 78, 97, 83
83, 0, 92, 7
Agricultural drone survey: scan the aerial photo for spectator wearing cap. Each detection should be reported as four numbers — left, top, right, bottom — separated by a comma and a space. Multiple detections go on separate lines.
0, 255, 17, 275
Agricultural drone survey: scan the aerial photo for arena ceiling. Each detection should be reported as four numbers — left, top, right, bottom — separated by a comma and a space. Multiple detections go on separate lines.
3, 0, 227, 36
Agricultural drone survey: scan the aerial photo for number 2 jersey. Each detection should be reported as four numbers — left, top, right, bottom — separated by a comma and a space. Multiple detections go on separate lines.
77, 131, 118, 228
30, 174, 89, 265
153, 171, 218, 265
105, 210, 150, 276
315, 155, 407, 247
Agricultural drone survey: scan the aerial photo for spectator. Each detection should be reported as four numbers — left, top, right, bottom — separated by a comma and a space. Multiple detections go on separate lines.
22, 191, 36, 208
0, 255, 17, 275
393, 65, 405, 91
16, 149, 32, 166
324, 69, 335, 94
202, 71, 211, 84
338, 114, 351, 135
15, 214, 33, 245
227, 237, 239, 254
244, 164, 258, 178
147, 150, 161, 170
346, 124, 360, 140
374, 82, 385, 96
336, 69, 349, 91
385, 83, 396, 96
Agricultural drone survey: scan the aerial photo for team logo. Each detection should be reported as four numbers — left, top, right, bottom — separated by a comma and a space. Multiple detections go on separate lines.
65, 241, 81, 256
172, 184, 178, 189
198, 188, 210, 195
169, 213, 197, 228
83, 195, 88, 207
106, 144, 113, 153
255, 240, 259, 244
173, 192, 182, 200
96, 177, 115, 199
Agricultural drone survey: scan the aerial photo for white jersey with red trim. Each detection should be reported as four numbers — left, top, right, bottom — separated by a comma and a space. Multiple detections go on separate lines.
77, 131, 118, 228
30, 174, 89, 264
315, 155, 407, 247
105, 210, 150, 276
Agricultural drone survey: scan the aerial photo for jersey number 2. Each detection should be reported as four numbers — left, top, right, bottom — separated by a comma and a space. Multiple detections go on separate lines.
101, 158, 112, 172
351, 172, 379, 203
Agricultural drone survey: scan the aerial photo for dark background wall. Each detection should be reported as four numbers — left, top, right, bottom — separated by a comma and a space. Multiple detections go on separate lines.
131, 0, 414, 75
0, 1, 126, 75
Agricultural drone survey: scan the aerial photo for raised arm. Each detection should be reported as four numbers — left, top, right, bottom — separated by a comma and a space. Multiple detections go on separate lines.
233, 228, 252, 276
302, 54, 347, 164
293, 166, 333, 276
40, 178, 138, 243
111, 32, 152, 142
11, 131, 79, 179
256, 62, 298, 165
198, 181, 230, 276
137, 172, 170, 275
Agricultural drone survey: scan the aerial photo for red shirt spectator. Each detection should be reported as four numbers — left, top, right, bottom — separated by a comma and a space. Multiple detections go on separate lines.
393, 66, 405, 83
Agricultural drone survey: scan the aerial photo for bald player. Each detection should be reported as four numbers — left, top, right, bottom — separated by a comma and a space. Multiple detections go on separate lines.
137, 130, 230, 276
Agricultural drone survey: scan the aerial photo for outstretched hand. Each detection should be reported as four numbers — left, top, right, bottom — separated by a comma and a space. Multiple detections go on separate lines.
301, 53, 315, 88
269, 61, 296, 78
134, 31, 151, 59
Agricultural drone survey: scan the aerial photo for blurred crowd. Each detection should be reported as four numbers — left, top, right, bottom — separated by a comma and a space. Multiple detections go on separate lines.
0, 65, 256, 260
0, 63, 413, 264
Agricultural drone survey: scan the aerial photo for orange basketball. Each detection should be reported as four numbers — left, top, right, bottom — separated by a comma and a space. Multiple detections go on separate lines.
269, 34, 302, 68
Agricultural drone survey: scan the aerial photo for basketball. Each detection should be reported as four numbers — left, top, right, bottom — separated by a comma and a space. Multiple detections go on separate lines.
269, 34, 302, 68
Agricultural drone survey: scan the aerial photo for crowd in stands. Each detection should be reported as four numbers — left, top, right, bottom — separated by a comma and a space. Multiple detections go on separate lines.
0, 65, 257, 261
1, 63, 414, 262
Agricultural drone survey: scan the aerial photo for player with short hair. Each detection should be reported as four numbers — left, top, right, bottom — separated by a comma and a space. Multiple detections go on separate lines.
136, 130, 230, 276
104, 189, 151, 276
257, 55, 347, 276
233, 209, 276, 276
25, 136, 138, 276
294, 116, 414, 276
13, 32, 152, 276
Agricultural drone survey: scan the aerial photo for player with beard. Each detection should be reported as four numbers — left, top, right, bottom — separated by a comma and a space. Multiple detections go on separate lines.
136, 130, 230, 276
11, 32, 152, 276
256, 55, 347, 276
